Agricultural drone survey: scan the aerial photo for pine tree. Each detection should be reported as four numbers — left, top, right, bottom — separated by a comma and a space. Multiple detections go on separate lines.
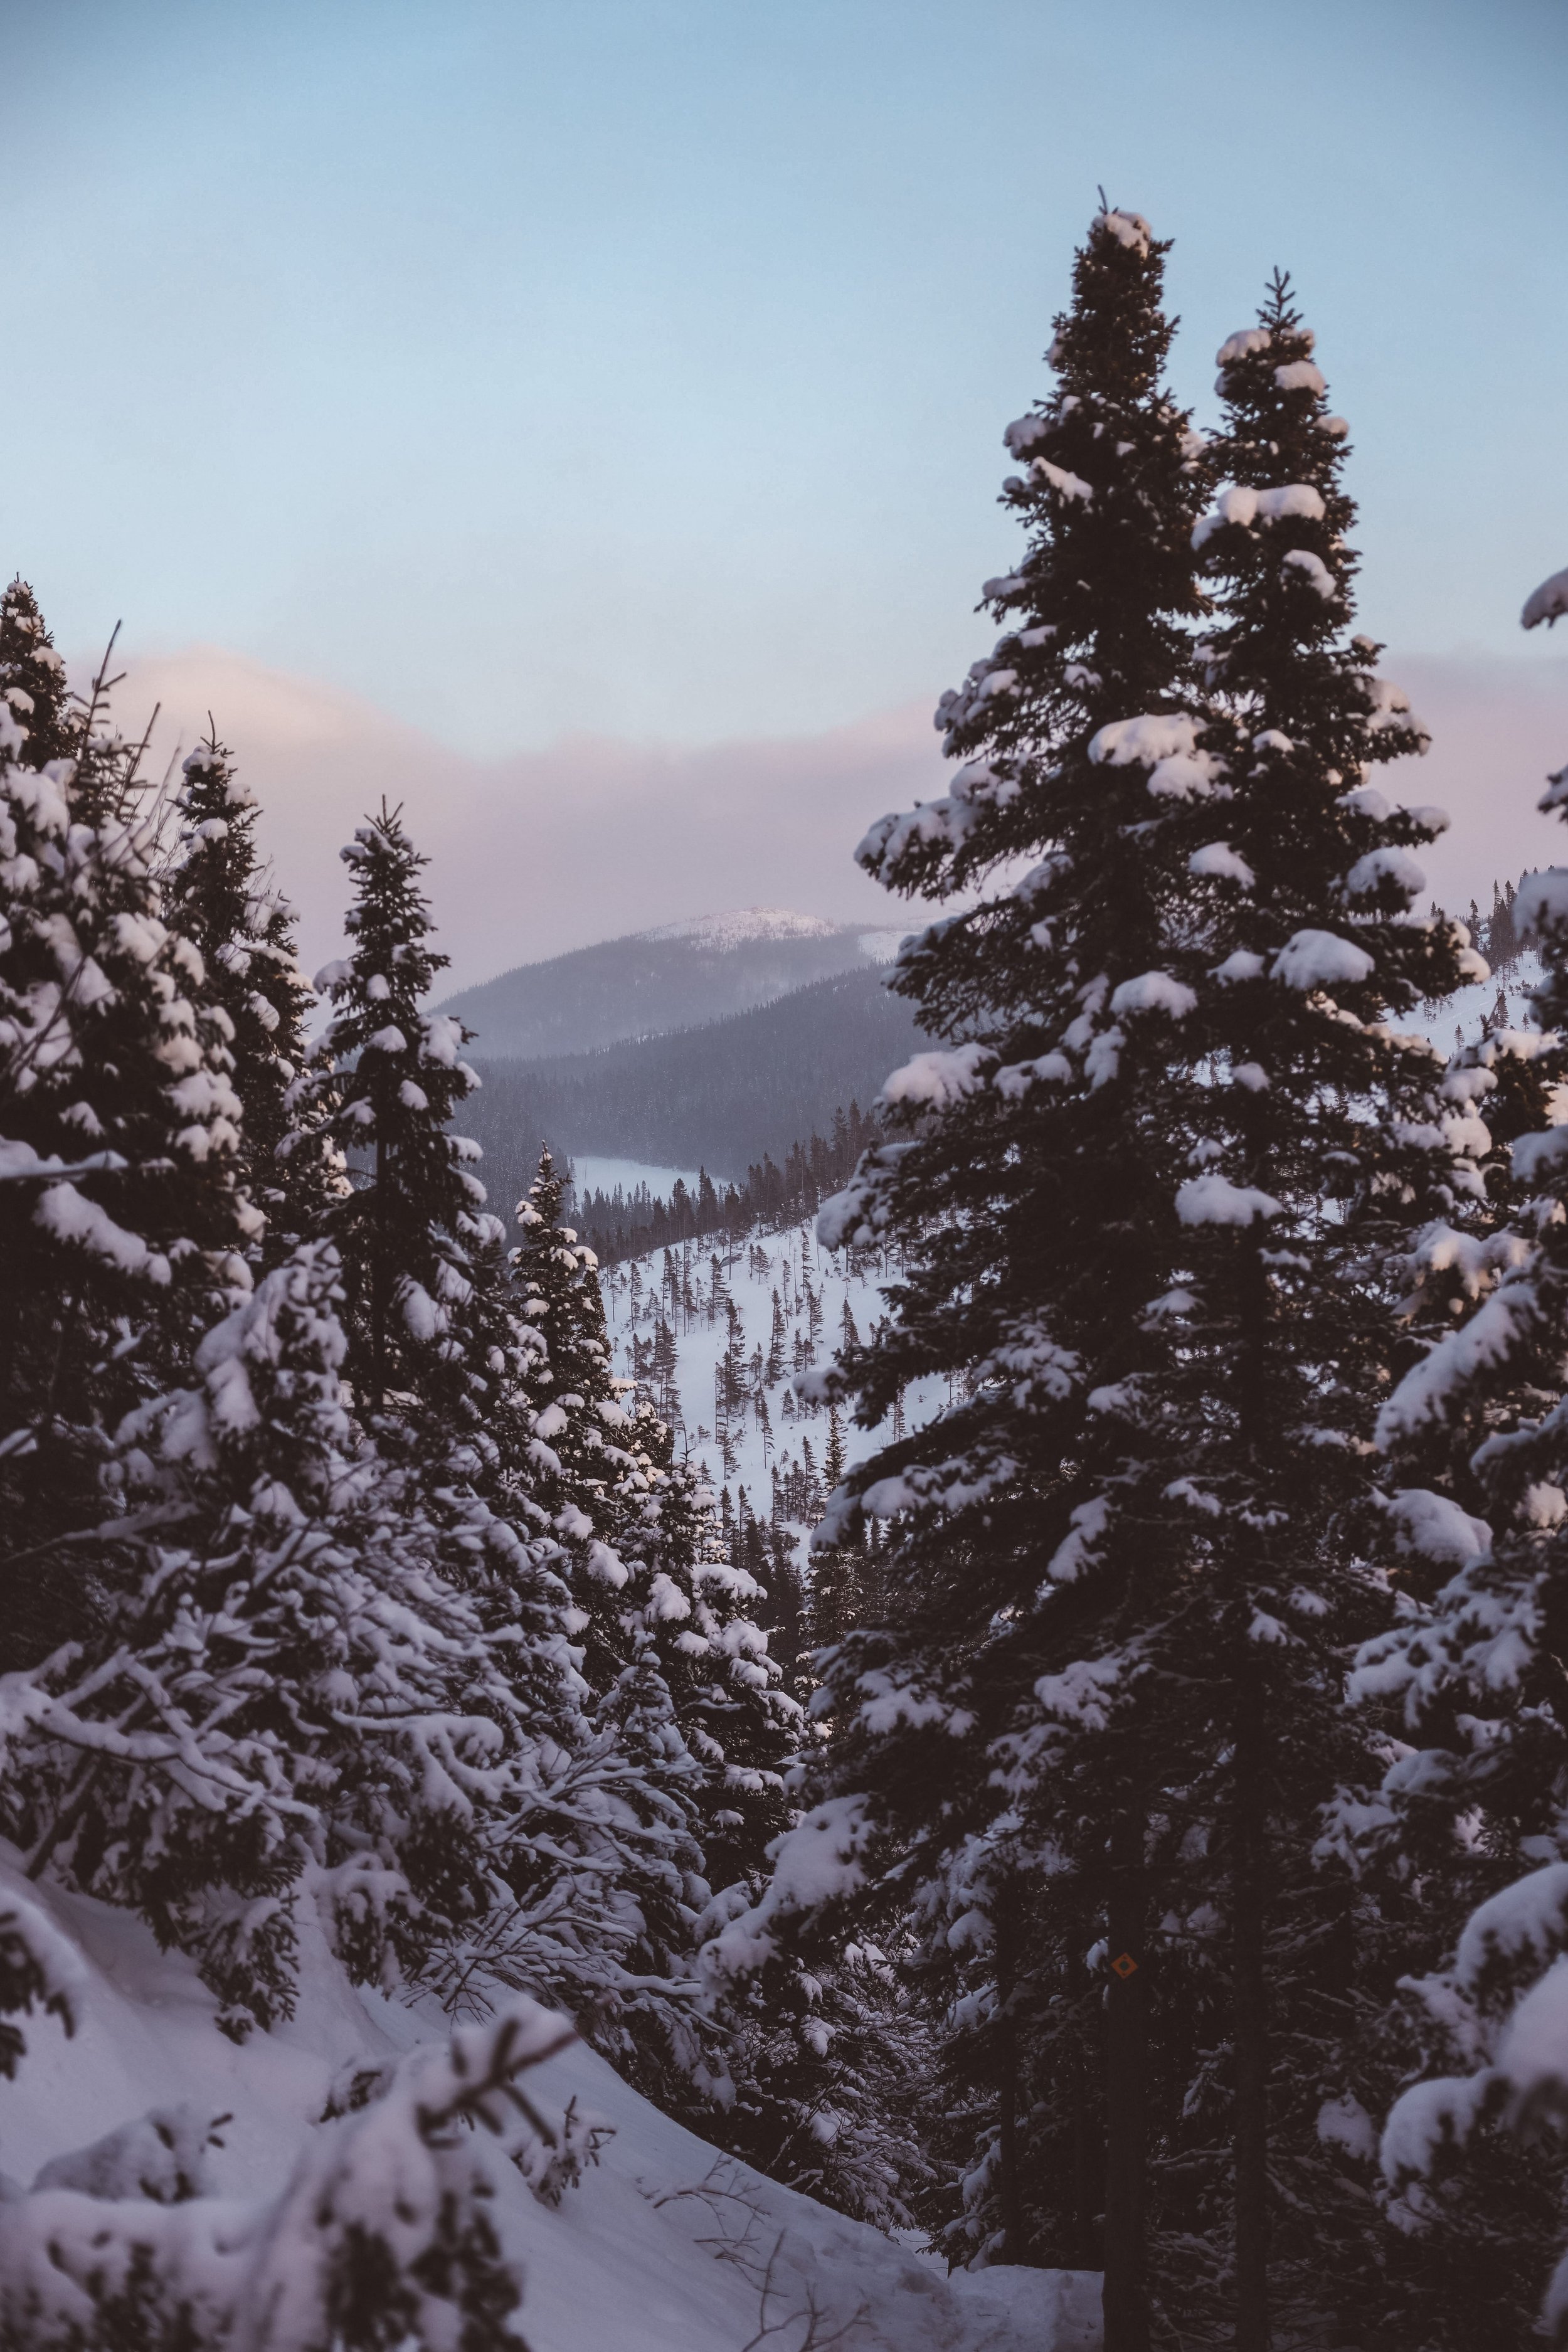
1, 601, 260, 1661
0, 1241, 602, 2038
721, 221, 1473, 2349
1343, 714, 1568, 2344
163, 731, 329, 1251
300, 803, 482, 1412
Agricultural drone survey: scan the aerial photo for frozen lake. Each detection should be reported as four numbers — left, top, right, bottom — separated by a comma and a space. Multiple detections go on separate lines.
567, 1155, 709, 1204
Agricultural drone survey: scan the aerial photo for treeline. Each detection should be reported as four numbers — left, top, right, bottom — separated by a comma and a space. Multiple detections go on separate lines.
573, 1098, 882, 1261
1471, 869, 1544, 968
460, 963, 921, 1214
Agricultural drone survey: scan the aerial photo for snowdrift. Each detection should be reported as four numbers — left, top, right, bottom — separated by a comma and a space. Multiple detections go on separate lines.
0, 1849, 1099, 2351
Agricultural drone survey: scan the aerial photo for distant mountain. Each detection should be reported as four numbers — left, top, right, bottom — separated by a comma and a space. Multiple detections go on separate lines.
461, 964, 924, 1216
434, 907, 906, 1061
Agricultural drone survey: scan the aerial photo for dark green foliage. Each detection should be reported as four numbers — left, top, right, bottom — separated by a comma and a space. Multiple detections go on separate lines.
300, 803, 484, 1409
743, 216, 1473, 2344
0, 595, 258, 1664
164, 734, 329, 1253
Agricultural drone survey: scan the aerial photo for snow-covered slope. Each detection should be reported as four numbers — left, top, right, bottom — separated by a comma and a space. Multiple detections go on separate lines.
0, 1849, 1099, 2351
601, 1217, 946, 1537
1402, 949, 1542, 1056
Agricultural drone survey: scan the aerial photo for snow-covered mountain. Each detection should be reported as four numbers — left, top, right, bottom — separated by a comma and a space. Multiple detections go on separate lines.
436, 908, 909, 1062
640, 906, 842, 947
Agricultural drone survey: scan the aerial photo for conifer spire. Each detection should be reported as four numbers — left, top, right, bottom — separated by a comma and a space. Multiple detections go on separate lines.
164, 730, 326, 1249
302, 802, 483, 1408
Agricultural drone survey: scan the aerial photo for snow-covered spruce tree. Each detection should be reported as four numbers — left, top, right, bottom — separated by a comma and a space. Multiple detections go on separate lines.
1344, 583, 1568, 2349
1, 598, 258, 1665
298, 802, 483, 1413
714, 223, 1476, 2348
0, 1240, 603, 2039
510, 1148, 795, 1879
163, 731, 331, 1252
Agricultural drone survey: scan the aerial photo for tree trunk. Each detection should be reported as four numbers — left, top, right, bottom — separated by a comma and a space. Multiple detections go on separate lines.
1233, 1674, 1269, 2351
1103, 1811, 1150, 2352
369, 1130, 386, 1412
995, 1878, 1024, 2264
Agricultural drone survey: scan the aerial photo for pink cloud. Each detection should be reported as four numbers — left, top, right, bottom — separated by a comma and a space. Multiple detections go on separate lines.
111, 643, 1568, 995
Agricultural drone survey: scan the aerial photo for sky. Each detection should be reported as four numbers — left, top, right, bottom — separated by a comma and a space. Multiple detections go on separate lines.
3, 0, 1567, 977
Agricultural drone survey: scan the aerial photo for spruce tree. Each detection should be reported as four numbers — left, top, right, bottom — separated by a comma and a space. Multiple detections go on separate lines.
1345, 655, 1568, 2345
721, 220, 1473, 2349
1, 600, 258, 1660
299, 802, 482, 1411
164, 731, 329, 1250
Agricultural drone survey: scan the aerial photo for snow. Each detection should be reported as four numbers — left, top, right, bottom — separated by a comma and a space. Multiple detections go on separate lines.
1108, 972, 1197, 1020
1189, 842, 1256, 887
1192, 482, 1326, 550
1344, 845, 1425, 904
1099, 208, 1152, 254
1213, 950, 1266, 983
1382, 1487, 1491, 1569
1516, 870, 1568, 935
1496, 1956, 1568, 2098
1216, 327, 1271, 366
1089, 712, 1201, 769
34, 1181, 172, 1284
1401, 950, 1541, 1059
1030, 458, 1094, 504
1454, 1865, 1568, 1993
1523, 566, 1568, 631
0, 1853, 1100, 2352
1271, 930, 1375, 990
881, 1042, 993, 1109
1273, 359, 1327, 395
600, 1217, 950, 1537
640, 909, 840, 947
1282, 548, 1337, 600
1174, 1173, 1283, 1227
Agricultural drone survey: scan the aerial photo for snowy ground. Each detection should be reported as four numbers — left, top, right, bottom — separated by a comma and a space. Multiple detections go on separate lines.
0, 1849, 1100, 2351
1403, 949, 1543, 1055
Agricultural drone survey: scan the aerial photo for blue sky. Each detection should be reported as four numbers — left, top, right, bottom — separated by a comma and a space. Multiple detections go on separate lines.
2, 0, 1565, 761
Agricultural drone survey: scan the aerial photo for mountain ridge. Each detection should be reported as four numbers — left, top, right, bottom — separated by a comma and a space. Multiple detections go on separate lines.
435, 908, 907, 1062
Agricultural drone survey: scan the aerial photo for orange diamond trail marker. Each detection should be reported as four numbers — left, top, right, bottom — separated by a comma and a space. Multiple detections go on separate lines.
1111, 1952, 1139, 1979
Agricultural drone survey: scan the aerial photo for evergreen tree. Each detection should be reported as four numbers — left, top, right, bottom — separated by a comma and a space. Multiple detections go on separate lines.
721, 223, 1473, 2349
163, 732, 329, 1250
299, 803, 482, 1411
0, 1241, 604, 2038
1, 602, 258, 1662
1345, 684, 1568, 2344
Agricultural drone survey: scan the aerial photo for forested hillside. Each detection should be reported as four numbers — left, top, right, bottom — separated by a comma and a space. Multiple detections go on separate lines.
462, 963, 923, 1206
436, 908, 903, 1059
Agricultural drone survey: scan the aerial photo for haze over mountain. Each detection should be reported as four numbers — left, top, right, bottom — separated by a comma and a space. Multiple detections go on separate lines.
97, 643, 1568, 993
437, 906, 905, 1061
